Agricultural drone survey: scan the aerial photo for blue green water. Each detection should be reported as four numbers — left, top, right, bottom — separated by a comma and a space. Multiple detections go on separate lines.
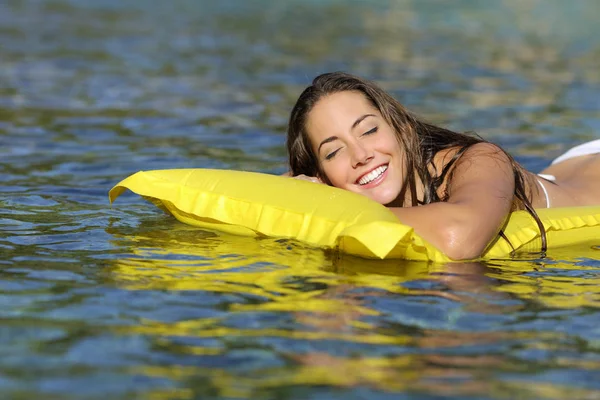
2, 1, 600, 398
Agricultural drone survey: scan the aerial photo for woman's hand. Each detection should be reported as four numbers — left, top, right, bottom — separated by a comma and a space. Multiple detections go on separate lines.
281, 171, 323, 184
293, 174, 324, 184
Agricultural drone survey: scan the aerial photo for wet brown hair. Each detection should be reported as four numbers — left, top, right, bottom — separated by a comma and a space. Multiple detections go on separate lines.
286, 72, 547, 253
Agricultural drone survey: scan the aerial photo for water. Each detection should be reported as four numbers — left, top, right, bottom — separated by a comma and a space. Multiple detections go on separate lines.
2, 1, 600, 398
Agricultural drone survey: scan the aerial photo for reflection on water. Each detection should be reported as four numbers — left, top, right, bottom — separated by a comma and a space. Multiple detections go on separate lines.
2, 0, 600, 398
101, 225, 600, 398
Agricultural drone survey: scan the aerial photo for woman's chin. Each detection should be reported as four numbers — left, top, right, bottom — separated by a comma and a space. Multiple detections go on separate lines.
345, 184, 400, 205
367, 191, 401, 206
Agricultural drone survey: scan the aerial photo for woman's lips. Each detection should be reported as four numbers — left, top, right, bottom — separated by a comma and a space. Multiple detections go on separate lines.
356, 164, 389, 188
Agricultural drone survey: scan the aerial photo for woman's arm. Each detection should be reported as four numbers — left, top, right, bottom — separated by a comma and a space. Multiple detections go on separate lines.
390, 142, 515, 260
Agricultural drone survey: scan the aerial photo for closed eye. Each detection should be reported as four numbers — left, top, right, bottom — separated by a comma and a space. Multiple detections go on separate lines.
362, 126, 378, 136
325, 148, 341, 160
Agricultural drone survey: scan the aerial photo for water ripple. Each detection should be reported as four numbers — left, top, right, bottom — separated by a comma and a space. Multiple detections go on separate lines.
1, 0, 600, 398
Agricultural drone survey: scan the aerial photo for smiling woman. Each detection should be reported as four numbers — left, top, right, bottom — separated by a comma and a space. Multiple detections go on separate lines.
286, 72, 600, 260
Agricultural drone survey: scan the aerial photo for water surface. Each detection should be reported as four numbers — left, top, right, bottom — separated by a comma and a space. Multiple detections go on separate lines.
2, 1, 600, 398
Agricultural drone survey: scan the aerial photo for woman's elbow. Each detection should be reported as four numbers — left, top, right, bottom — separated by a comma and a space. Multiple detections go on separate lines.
437, 223, 487, 261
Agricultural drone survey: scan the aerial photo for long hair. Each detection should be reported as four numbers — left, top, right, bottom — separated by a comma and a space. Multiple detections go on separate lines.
286, 72, 547, 252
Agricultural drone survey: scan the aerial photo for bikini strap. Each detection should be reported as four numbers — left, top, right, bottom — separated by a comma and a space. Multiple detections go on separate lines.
536, 178, 551, 208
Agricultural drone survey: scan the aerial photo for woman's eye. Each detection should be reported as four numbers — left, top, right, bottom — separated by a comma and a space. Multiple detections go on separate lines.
363, 127, 378, 136
325, 149, 340, 160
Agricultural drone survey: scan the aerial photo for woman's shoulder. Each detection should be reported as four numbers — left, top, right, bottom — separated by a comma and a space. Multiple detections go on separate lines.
433, 142, 510, 173
427, 142, 513, 203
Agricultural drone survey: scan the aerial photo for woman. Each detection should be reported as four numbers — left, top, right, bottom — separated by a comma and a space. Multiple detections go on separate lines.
286, 72, 600, 260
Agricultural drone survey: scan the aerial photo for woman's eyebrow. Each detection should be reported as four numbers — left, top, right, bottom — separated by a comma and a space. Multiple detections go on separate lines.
318, 136, 339, 152
351, 114, 376, 130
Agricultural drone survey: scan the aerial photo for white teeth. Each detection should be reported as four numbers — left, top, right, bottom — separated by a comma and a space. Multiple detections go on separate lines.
358, 165, 388, 185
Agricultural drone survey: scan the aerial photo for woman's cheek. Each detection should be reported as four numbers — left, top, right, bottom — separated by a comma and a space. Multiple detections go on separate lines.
324, 161, 345, 187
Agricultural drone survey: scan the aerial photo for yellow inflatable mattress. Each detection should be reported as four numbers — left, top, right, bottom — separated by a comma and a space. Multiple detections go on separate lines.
109, 169, 600, 262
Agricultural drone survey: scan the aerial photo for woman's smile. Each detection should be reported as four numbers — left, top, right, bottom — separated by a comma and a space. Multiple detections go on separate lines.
356, 164, 388, 187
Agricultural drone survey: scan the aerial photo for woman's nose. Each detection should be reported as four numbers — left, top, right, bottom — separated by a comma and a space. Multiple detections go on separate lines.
350, 141, 373, 167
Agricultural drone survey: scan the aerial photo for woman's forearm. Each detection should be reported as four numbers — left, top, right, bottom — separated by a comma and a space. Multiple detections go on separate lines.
389, 203, 507, 260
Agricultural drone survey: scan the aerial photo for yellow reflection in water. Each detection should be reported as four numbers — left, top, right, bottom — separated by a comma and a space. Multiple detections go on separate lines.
488, 243, 600, 308
108, 224, 600, 310
130, 346, 600, 400
107, 225, 600, 397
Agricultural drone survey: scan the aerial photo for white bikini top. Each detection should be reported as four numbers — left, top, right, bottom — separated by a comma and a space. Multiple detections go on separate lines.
536, 174, 555, 208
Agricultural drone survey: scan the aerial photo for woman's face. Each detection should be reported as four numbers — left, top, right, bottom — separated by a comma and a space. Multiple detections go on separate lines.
306, 91, 406, 206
